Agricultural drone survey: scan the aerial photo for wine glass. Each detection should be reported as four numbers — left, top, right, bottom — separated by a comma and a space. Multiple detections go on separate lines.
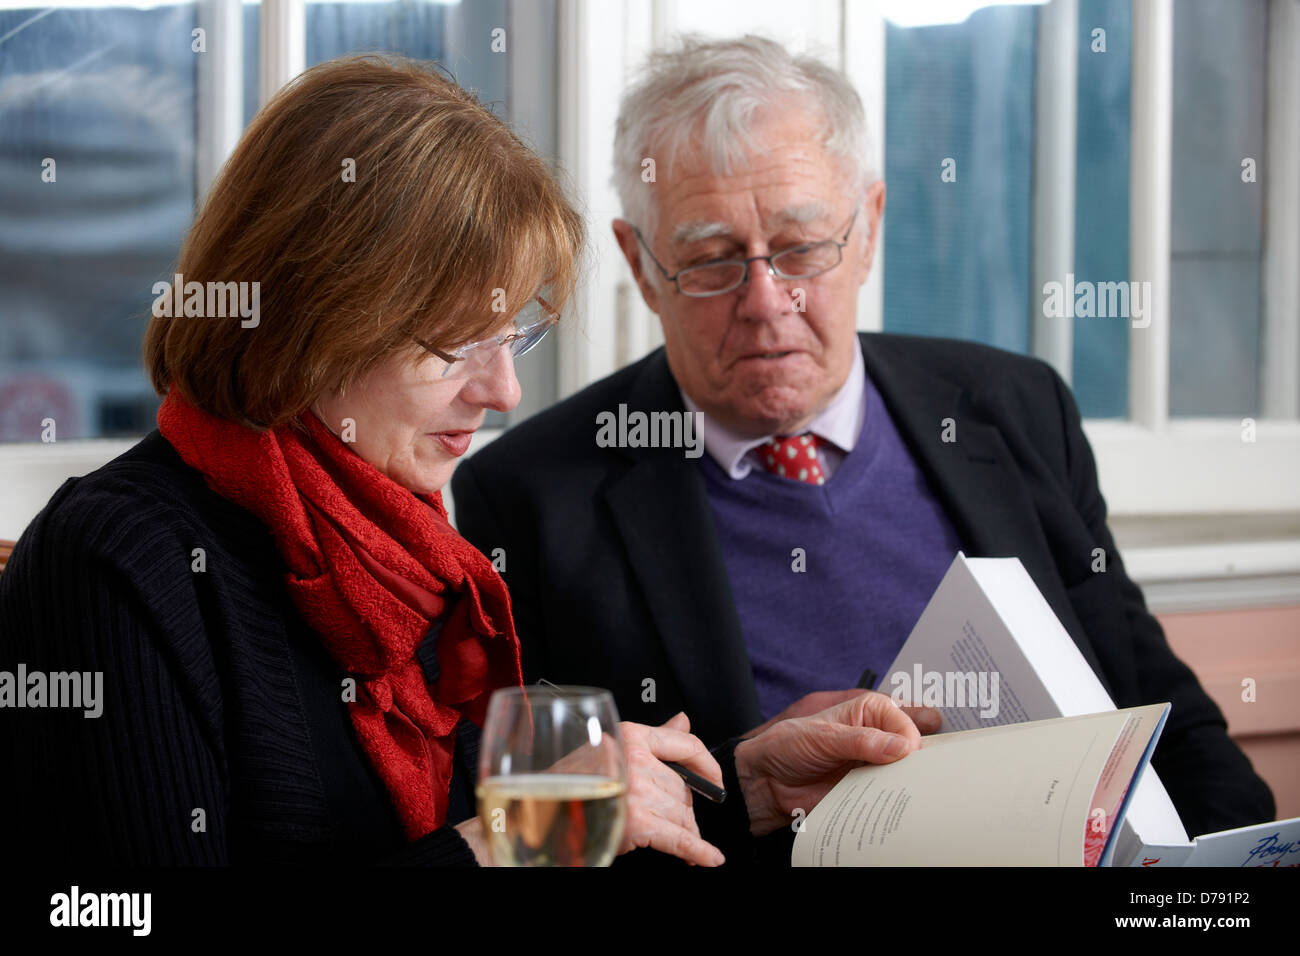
476, 685, 627, 866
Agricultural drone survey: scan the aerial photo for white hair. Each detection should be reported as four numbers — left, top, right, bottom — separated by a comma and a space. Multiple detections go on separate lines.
612, 34, 878, 240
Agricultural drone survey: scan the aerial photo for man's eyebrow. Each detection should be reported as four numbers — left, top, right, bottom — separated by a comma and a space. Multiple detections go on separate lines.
670, 221, 734, 246
770, 202, 832, 226
669, 204, 833, 247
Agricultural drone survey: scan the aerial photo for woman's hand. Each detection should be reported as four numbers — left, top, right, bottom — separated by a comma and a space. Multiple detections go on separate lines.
733, 691, 941, 837
617, 713, 726, 866
454, 815, 493, 865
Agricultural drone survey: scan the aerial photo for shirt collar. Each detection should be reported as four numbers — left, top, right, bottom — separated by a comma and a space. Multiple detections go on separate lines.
679, 343, 867, 480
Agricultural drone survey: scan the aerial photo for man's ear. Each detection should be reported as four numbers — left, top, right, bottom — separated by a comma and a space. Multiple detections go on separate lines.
855, 179, 887, 286
612, 218, 663, 315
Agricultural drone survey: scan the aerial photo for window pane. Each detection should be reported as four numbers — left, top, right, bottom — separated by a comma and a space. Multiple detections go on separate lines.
0, 1, 258, 442
1168, 0, 1267, 417
308, 0, 456, 69
1071, 0, 1130, 419
883, 5, 1036, 356
243, 1, 260, 126
304, 0, 558, 427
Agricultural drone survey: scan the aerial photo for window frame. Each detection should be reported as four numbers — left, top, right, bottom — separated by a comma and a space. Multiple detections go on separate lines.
3, 0, 1298, 612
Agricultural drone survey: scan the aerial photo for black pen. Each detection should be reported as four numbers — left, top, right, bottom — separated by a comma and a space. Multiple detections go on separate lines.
665, 760, 726, 804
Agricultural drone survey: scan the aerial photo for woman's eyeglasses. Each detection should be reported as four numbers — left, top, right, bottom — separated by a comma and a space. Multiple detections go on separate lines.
415, 295, 559, 379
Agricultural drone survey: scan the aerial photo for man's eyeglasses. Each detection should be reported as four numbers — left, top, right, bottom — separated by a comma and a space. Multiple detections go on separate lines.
415, 295, 559, 379
632, 209, 859, 298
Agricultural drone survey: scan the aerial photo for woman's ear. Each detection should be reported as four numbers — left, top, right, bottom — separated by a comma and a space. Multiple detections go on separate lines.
309, 391, 348, 439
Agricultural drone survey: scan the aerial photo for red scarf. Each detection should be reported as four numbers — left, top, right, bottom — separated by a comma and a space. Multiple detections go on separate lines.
158, 389, 522, 839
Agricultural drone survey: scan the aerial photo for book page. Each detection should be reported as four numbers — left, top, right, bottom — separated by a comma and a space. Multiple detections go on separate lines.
1181, 817, 1300, 867
883, 554, 1058, 731
1137, 817, 1300, 867
883, 554, 1188, 860
791, 705, 1169, 867
1083, 709, 1167, 866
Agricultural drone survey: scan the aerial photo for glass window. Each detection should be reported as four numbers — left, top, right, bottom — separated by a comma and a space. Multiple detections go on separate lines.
1168, 0, 1267, 417
0, 1, 259, 442
1071, 0, 1131, 419
882, 4, 1036, 356
882, 0, 1279, 422
0, 0, 556, 442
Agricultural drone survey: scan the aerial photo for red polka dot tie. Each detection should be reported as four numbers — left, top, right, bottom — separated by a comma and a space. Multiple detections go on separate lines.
758, 432, 825, 485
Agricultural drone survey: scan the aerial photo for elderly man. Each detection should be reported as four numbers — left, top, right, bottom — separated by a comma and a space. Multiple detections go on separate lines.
452, 35, 1273, 844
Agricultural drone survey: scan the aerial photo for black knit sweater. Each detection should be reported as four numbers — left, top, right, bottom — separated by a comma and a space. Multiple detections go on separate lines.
0, 432, 756, 866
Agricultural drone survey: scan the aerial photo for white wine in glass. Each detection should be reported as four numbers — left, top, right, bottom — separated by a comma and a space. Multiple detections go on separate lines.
477, 686, 627, 866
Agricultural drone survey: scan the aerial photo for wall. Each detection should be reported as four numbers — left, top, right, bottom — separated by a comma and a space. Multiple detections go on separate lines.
1158, 604, 1300, 823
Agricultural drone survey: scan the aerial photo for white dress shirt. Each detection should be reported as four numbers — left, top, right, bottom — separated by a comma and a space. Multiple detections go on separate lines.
680, 344, 867, 481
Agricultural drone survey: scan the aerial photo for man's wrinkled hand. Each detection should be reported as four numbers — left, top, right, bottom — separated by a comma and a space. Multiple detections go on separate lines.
733, 691, 941, 837
742, 689, 867, 738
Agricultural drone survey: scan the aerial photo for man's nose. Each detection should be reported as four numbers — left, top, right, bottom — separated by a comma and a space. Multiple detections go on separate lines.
462, 346, 522, 413
735, 258, 792, 320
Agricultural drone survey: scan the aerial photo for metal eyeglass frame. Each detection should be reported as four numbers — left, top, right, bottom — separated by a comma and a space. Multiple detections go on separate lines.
415, 295, 560, 379
631, 209, 859, 298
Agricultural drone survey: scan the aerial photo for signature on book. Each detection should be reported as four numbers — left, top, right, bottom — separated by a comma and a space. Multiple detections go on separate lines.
1242, 833, 1300, 867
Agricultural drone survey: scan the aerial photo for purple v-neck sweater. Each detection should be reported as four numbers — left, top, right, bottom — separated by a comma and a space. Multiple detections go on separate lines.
699, 371, 964, 720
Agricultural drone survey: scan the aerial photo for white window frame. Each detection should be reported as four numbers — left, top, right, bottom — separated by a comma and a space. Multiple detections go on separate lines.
3, 0, 1298, 613
1073, 0, 1300, 610
1082, 0, 1300, 519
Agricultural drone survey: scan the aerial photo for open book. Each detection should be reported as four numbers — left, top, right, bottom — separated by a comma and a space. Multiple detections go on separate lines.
875, 552, 1294, 867
792, 703, 1170, 866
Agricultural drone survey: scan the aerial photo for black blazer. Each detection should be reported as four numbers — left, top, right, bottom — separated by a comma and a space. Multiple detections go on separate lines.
0, 432, 474, 865
452, 332, 1275, 840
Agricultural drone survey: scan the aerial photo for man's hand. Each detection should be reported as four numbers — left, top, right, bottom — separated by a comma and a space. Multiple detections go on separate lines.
742, 689, 871, 738
733, 692, 941, 837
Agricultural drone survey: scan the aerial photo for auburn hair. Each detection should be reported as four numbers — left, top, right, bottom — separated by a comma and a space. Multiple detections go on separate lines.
144, 54, 584, 428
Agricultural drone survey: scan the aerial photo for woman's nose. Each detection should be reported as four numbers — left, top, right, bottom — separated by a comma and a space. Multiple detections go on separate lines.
462, 345, 522, 413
